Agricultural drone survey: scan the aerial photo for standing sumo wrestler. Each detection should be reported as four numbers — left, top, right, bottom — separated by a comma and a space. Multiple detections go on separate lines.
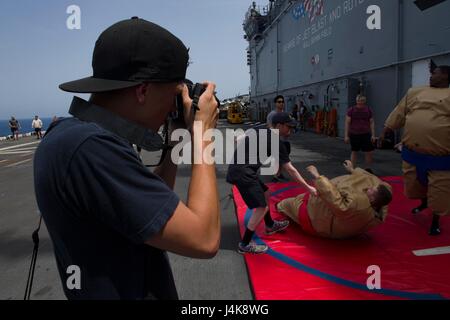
380, 65, 450, 235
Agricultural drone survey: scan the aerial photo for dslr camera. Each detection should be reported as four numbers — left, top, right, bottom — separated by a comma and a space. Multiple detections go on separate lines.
172, 79, 219, 123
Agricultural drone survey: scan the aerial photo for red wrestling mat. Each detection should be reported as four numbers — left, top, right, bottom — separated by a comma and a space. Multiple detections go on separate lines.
232, 177, 450, 300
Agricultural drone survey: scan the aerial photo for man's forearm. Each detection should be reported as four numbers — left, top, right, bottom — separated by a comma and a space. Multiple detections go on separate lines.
188, 140, 220, 244
189, 157, 218, 213
293, 172, 309, 188
286, 165, 310, 188
153, 151, 178, 189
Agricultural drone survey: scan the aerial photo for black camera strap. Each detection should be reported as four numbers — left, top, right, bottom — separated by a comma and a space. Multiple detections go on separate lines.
145, 120, 173, 168
190, 84, 203, 113
24, 214, 43, 300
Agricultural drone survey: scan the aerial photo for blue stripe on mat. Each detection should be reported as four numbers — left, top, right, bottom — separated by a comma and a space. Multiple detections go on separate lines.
241, 184, 446, 300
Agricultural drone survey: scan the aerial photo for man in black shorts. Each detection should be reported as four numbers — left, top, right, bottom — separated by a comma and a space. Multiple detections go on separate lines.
227, 112, 317, 254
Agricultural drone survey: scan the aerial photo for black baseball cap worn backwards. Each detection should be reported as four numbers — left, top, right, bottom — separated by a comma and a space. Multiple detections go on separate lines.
272, 112, 298, 127
59, 17, 189, 93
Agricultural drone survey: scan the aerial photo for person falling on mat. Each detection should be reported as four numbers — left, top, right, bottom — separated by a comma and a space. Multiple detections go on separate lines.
227, 112, 317, 254
277, 161, 392, 239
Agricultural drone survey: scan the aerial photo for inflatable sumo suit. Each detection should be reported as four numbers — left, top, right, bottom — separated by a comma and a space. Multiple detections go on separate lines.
277, 168, 391, 239
385, 86, 450, 216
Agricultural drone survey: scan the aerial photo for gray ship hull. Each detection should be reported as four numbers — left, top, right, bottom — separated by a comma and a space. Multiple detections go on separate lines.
244, 0, 450, 137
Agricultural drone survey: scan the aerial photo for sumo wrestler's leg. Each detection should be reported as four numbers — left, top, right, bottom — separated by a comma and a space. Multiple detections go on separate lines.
427, 171, 450, 235
276, 195, 304, 225
429, 214, 441, 236
412, 198, 428, 214
402, 161, 428, 214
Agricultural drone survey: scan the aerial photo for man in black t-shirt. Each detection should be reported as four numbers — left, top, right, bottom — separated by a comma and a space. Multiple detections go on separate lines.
34, 18, 220, 300
227, 112, 317, 254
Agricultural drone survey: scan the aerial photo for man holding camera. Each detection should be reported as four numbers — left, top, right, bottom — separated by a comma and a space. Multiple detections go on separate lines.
34, 17, 220, 300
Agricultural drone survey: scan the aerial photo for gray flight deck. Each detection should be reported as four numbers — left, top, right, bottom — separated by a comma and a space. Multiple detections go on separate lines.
0, 119, 402, 300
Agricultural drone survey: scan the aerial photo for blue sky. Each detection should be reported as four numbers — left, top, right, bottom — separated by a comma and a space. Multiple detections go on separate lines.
0, 0, 268, 119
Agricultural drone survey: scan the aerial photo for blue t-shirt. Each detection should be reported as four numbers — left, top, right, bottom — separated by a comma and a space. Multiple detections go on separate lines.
34, 117, 180, 300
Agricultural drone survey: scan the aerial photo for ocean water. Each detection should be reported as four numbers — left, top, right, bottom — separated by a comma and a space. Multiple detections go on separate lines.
0, 118, 54, 137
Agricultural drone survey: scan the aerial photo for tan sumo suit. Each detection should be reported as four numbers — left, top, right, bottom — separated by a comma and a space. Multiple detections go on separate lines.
277, 168, 391, 239
385, 86, 450, 216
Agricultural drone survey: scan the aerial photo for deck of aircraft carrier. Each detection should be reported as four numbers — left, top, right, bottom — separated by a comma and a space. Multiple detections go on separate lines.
0, 119, 402, 300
